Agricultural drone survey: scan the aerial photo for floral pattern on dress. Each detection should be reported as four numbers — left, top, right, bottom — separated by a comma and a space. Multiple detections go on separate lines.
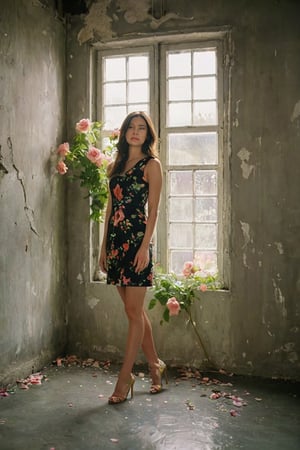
106, 157, 154, 286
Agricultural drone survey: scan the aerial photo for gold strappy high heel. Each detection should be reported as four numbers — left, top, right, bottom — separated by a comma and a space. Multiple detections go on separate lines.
149, 359, 168, 394
108, 373, 135, 404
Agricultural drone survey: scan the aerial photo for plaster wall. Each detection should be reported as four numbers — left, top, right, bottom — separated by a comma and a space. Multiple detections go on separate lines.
0, 0, 67, 383
66, 0, 300, 380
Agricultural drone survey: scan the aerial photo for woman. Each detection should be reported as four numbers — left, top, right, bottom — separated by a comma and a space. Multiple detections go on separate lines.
99, 111, 167, 404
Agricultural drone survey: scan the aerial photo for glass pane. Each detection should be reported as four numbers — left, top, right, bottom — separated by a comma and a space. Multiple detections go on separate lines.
128, 56, 149, 79
195, 170, 217, 195
195, 224, 217, 249
170, 171, 193, 195
168, 133, 218, 165
169, 223, 193, 248
193, 50, 216, 75
128, 104, 149, 114
193, 101, 217, 125
194, 251, 218, 274
104, 82, 126, 105
104, 57, 126, 81
170, 197, 193, 221
168, 102, 191, 126
195, 197, 218, 222
104, 106, 127, 130
128, 81, 149, 103
193, 76, 216, 100
168, 52, 191, 77
169, 78, 191, 101
170, 251, 193, 274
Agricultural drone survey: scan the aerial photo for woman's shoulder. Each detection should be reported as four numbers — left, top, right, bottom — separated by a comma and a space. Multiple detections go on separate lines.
145, 156, 161, 168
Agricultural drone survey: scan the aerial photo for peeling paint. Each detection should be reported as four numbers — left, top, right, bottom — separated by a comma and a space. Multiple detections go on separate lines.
290, 100, 300, 122
237, 148, 255, 179
272, 278, 287, 318
233, 99, 241, 127
88, 297, 100, 309
240, 221, 252, 248
78, 0, 114, 44
274, 242, 284, 254
76, 273, 83, 283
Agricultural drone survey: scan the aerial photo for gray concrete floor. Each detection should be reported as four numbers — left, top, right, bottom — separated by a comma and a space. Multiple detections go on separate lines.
0, 363, 299, 450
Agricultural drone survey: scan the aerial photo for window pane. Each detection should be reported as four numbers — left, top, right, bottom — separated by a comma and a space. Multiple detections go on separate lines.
193, 76, 216, 100
104, 57, 126, 81
128, 81, 149, 103
170, 171, 193, 195
104, 82, 126, 105
104, 106, 127, 129
194, 251, 218, 274
193, 51, 216, 75
168, 133, 218, 165
168, 52, 191, 76
128, 56, 148, 79
195, 224, 217, 249
128, 104, 149, 114
195, 197, 217, 222
170, 251, 193, 274
170, 197, 193, 221
169, 223, 193, 248
193, 101, 217, 125
168, 102, 191, 126
195, 170, 217, 195
169, 78, 191, 101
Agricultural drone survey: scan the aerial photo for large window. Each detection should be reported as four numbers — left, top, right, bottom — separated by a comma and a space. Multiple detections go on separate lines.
95, 35, 229, 281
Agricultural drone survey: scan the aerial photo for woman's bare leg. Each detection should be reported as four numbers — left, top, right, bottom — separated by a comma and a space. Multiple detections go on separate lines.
110, 286, 146, 397
117, 286, 159, 367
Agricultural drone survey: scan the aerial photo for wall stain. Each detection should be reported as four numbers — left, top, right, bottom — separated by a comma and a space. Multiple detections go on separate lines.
237, 147, 255, 179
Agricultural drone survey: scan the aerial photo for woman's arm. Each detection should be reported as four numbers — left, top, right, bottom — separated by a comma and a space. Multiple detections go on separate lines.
99, 190, 112, 273
133, 158, 162, 273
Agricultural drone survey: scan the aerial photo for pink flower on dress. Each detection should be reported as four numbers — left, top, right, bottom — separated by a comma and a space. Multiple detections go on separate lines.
113, 184, 123, 201
75, 118, 91, 133
122, 275, 131, 285
167, 297, 181, 316
113, 208, 125, 226
56, 160, 68, 174
57, 142, 70, 157
122, 242, 129, 251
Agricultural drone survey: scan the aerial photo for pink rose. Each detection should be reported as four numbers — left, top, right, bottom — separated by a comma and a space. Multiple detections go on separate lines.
183, 261, 194, 278
75, 118, 91, 133
86, 147, 102, 164
110, 129, 120, 140
113, 208, 125, 226
199, 284, 207, 292
56, 160, 68, 175
57, 142, 70, 157
167, 297, 181, 316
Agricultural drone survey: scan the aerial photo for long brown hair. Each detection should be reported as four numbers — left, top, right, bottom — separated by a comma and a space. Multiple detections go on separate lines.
108, 111, 158, 177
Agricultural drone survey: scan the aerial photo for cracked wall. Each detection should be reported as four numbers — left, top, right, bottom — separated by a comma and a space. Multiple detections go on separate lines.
0, 0, 67, 383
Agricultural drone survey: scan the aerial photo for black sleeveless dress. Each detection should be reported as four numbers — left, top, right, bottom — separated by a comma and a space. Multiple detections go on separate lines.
106, 156, 153, 286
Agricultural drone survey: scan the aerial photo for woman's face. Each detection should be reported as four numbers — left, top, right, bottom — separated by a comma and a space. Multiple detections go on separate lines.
125, 116, 148, 148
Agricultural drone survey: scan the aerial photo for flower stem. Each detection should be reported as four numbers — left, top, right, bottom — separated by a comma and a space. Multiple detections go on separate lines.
186, 307, 213, 366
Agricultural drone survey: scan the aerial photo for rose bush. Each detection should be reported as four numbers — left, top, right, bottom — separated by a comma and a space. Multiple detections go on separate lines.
149, 262, 221, 364
56, 119, 119, 222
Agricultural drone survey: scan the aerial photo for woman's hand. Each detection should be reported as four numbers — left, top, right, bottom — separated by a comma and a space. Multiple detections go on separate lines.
134, 246, 150, 273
